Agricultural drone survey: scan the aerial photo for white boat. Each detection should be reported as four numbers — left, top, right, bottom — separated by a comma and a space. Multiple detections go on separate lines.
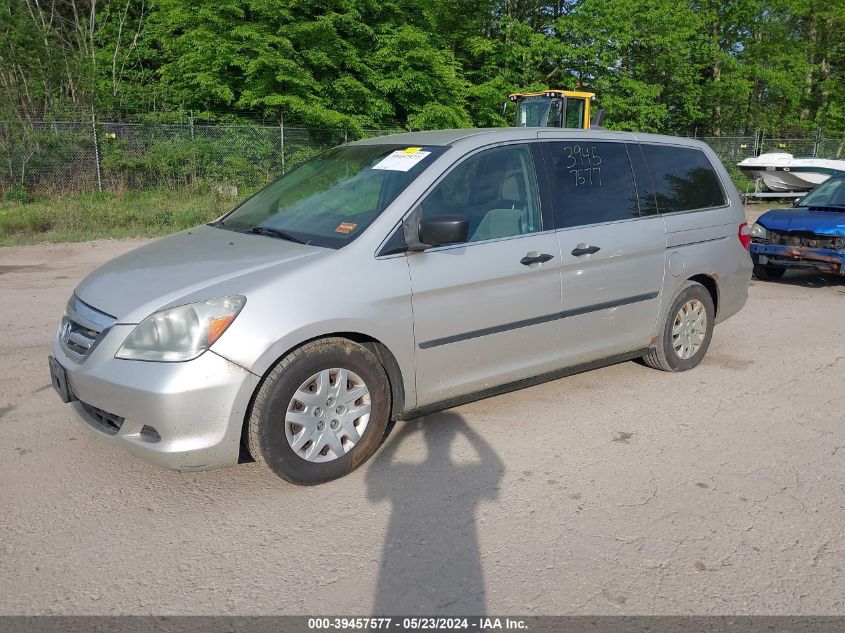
737, 151, 845, 192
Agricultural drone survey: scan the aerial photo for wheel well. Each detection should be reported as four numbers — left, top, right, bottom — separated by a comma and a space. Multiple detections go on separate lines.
335, 332, 406, 418
239, 333, 406, 462
688, 273, 719, 316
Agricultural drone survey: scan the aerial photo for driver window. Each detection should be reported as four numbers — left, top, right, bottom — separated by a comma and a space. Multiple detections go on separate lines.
420, 144, 542, 243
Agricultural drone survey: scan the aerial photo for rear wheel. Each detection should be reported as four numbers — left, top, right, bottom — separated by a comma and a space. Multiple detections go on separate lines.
643, 281, 715, 372
247, 338, 391, 485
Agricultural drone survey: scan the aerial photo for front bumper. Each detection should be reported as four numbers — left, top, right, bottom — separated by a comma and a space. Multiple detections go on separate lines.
750, 242, 845, 275
51, 324, 260, 471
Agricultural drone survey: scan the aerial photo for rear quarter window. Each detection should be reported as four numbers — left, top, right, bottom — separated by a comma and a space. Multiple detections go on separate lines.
640, 144, 726, 213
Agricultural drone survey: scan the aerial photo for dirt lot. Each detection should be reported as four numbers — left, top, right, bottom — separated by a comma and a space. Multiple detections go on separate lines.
0, 235, 843, 615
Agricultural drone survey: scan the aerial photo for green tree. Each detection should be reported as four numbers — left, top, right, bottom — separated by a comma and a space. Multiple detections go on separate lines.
0, 0, 842, 138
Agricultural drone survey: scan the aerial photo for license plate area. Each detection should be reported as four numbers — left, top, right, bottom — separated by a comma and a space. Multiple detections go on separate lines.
48, 355, 76, 404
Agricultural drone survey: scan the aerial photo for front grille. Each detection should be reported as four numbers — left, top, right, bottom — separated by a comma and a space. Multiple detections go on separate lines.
769, 230, 845, 250
61, 320, 99, 356
80, 402, 125, 434
60, 295, 116, 362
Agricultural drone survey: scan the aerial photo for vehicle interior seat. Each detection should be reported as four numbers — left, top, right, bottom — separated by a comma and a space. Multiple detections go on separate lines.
420, 147, 536, 242
471, 207, 524, 242
470, 172, 529, 242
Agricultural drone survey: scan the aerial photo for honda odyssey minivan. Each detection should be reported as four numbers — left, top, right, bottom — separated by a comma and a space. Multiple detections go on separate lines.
49, 128, 752, 484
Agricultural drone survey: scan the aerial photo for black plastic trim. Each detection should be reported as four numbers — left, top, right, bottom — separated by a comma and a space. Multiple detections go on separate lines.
559, 292, 659, 320
669, 235, 730, 248
80, 401, 125, 434
419, 312, 560, 349
418, 291, 659, 349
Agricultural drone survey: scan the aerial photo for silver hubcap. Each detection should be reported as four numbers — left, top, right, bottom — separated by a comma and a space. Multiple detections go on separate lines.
285, 368, 371, 463
672, 299, 707, 360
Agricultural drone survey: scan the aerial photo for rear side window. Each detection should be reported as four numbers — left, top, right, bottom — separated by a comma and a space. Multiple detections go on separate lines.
640, 144, 726, 213
543, 141, 638, 228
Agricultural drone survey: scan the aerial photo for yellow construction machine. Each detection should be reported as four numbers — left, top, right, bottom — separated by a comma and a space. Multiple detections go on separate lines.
506, 89, 603, 129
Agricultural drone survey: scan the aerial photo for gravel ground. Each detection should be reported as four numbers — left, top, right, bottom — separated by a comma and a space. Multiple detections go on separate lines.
0, 234, 843, 615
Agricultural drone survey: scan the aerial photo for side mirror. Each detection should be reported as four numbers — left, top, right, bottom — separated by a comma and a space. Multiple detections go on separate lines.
792, 197, 804, 207
590, 108, 606, 127
499, 101, 508, 117
418, 214, 469, 248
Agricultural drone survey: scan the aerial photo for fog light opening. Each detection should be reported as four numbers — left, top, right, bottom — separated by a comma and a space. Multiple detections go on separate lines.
140, 425, 162, 442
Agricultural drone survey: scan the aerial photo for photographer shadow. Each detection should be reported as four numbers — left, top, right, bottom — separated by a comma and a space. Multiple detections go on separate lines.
367, 412, 505, 615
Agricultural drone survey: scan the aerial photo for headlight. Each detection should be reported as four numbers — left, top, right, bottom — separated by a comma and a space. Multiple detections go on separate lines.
116, 296, 245, 362
750, 223, 768, 240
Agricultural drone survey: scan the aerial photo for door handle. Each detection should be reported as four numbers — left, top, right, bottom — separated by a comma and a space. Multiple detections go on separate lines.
571, 244, 601, 257
520, 252, 555, 266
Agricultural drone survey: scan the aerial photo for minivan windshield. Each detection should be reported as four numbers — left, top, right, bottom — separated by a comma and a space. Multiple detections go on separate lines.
219, 144, 445, 248
798, 177, 845, 209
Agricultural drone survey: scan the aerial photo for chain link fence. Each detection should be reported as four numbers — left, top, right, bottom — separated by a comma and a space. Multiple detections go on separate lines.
0, 119, 403, 196
693, 135, 757, 165
693, 132, 844, 162
816, 137, 845, 160
1, 119, 843, 196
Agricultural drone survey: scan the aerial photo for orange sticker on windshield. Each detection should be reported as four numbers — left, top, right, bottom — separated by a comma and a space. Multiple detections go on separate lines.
335, 222, 358, 234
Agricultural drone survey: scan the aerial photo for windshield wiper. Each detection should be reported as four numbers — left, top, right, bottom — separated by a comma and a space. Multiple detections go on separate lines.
249, 225, 306, 244
207, 220, 226, 228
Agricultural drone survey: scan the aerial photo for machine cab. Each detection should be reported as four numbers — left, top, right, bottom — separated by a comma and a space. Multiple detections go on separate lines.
509, 90, 596, 129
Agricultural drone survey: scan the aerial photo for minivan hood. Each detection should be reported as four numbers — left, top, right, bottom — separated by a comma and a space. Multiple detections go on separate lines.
75, 225, 325, 322
758, 208, 845, 236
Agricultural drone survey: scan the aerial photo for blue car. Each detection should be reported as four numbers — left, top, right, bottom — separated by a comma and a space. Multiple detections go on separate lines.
750, 175, 845, 280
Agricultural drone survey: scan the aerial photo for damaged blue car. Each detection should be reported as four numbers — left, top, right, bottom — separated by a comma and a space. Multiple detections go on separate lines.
750, 175, 845, 280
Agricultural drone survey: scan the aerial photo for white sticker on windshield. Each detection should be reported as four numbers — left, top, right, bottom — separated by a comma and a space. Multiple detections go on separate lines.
372, 148, 431, 172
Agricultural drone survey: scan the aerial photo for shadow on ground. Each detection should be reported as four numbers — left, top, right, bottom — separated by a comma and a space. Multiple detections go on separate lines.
755, 269, 845, 289
367, 412, 504, 615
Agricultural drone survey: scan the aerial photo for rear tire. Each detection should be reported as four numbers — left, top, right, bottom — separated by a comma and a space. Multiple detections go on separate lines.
752, 262, 786, 280
247, 337, 391, 485
643, 281, 715, 372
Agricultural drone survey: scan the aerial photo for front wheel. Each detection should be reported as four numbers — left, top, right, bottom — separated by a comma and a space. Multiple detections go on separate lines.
642, 281, 715, 372
752, 262, 786, 280
247, 338, 391, 485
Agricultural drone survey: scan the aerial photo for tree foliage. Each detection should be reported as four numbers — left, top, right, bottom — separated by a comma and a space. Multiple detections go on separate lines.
1, 0, 843, 134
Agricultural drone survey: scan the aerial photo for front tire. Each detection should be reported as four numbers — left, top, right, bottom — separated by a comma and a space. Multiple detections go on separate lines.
247, 338, 391, 485
752, 261, 786, 280
643, 281, 715, 372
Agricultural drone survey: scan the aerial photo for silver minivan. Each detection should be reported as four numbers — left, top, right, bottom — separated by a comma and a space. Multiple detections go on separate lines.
49, 128, 752, 484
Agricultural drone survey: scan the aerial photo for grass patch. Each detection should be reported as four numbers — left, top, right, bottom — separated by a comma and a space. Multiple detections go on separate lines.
0, 189, 250, 246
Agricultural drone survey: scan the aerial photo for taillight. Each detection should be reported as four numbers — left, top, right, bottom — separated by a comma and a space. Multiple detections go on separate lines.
738, 222, 751, 250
